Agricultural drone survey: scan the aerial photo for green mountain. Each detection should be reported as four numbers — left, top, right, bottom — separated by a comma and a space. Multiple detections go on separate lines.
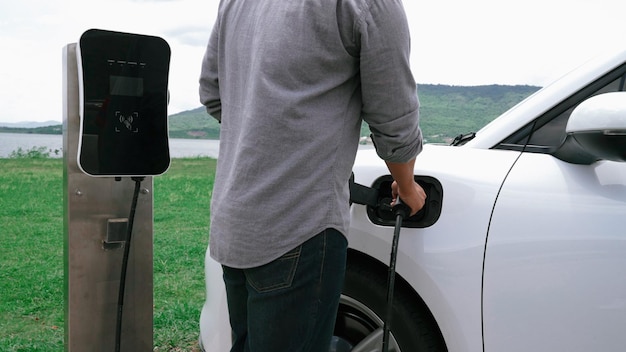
168, 107, 221, 139
1, 84, 540, 143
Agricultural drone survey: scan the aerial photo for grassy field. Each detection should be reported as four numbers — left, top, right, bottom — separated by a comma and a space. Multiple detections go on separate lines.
0, 157, 216, 351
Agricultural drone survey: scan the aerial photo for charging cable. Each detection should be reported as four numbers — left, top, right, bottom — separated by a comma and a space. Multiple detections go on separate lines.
115, 177, 145, 352
382, 198, 410, 352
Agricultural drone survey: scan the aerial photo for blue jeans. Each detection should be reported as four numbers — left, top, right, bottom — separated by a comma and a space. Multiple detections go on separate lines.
222, 229, 348, 352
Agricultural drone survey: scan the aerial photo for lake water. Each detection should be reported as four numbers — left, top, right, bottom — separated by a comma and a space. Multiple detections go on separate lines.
0, 132, 220, 159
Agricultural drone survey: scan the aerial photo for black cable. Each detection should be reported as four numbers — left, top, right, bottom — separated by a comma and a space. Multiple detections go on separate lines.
115, 177, 144, 352
382, 199, 410, 352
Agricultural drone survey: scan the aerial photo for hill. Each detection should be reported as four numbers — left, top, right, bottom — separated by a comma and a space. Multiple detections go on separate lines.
0, 84, 540, 143
168, 107, 221, 139
0, 120, 60, 128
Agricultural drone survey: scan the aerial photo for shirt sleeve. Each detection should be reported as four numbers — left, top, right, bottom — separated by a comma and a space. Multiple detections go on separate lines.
199, 16, 222, 122
356, 0, 422, 163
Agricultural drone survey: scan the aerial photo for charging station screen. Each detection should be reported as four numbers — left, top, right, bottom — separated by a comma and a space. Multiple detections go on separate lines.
110, 76, 144, 97
78, 29, 171, 176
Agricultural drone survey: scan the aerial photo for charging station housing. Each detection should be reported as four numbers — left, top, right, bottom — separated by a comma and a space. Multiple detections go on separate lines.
63, 29, 170, 351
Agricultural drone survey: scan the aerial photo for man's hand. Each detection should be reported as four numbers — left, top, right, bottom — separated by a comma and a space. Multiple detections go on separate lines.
385, 158, 426, 216
391, 180, 426, 216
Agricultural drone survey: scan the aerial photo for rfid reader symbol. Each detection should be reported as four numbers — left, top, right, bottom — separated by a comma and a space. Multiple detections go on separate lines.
115, 111, 139, 133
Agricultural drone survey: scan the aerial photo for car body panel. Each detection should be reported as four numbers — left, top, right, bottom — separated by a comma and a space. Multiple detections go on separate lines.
483, 154, 626, 351
348, 146, 521, 352
199, 253, 231, 351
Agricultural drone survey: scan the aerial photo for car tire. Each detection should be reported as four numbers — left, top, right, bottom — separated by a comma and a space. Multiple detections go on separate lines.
331, 257, 447, 352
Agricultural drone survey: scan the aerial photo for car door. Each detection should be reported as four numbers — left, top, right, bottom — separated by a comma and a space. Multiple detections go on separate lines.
482, 66, 626, 351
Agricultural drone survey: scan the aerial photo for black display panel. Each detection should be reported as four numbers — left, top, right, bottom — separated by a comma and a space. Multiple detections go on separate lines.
77, 29, 171, 176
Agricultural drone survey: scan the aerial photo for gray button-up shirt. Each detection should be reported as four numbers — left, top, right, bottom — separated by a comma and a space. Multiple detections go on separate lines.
200, 0, 422, 268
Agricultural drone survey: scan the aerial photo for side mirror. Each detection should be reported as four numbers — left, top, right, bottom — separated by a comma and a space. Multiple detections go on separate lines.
554, 92, 626, 164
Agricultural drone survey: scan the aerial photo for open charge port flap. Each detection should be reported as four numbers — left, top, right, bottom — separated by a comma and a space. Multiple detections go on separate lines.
366, 175, 443, 228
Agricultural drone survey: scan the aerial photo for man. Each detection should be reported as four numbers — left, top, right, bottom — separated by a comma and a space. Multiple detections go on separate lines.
199, 0, 425, 350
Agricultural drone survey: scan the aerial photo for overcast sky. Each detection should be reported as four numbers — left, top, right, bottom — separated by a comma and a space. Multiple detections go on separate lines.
0, 0, 624, 123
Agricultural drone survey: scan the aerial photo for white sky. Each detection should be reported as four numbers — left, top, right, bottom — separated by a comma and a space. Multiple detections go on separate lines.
0, 0, 624, 123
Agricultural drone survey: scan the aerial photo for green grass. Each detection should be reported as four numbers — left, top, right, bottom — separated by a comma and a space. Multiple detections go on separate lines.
0, 157, 216, 351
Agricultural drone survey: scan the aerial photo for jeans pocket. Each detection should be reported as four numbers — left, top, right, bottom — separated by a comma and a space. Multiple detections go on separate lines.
246, 245, 301, 293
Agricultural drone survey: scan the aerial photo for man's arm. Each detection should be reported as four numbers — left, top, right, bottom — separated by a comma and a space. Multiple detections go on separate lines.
199, 17, 222, 122
355, 1, 425, 215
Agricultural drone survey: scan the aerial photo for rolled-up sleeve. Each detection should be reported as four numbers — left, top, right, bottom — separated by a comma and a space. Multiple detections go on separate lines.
199, 17, 222, 122
357, 0, 422, 163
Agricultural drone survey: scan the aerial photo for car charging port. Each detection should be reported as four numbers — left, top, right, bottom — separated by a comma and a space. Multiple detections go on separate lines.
367, 175, 443, 228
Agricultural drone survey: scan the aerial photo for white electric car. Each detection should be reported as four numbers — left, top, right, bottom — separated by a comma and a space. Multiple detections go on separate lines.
199, 48, 626, 352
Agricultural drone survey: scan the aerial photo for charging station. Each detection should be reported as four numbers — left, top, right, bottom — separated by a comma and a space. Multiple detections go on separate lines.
63, 29, 170, 351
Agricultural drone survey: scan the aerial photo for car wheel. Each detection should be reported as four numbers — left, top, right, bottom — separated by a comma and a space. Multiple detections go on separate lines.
331, 257, 446, 352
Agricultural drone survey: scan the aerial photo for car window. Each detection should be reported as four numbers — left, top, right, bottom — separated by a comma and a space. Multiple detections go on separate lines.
496, 64, 626, 153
